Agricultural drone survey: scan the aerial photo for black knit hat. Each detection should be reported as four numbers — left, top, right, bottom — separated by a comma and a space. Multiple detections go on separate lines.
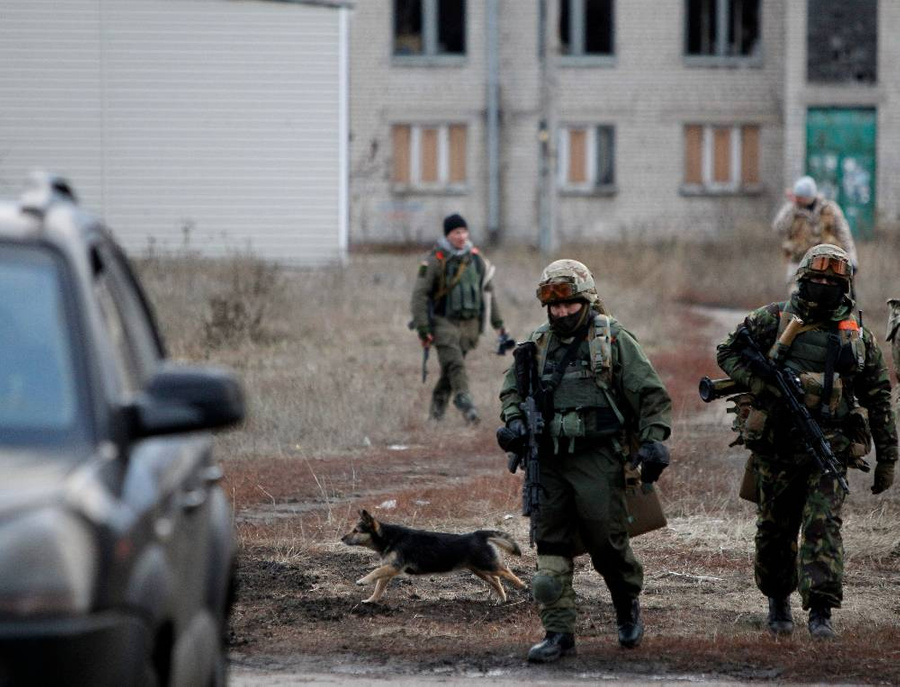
443, 213, 468, 235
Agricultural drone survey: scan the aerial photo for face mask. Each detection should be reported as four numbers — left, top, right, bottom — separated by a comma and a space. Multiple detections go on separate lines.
798, 280, 845, 312
549, 303, 589, 337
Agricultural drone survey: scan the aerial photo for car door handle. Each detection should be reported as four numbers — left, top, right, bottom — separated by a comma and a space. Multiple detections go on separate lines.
181, 488, 207, 512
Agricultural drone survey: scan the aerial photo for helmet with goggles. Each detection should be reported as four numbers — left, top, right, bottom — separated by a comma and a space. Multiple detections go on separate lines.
796, 244, 854, 283
536, 259, 599, 306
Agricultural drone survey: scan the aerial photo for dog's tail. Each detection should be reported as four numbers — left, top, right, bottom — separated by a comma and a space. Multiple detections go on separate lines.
481, 531, 522, 557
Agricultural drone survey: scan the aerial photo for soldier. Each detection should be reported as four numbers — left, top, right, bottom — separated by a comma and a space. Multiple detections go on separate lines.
772, 176, 858, 283
498, 260, 672, 662
410, 213, 505, 424
888, 299, 900, 381
717, 244, 897, 639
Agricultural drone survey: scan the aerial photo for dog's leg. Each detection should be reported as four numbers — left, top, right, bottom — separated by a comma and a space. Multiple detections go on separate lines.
473, 570, 507, 603
363, 575, 394, 604
497, 566, 527, 589
356, 564, 398, 586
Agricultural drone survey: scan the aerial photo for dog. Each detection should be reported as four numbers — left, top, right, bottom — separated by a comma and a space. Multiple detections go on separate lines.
340, 509, 527, 604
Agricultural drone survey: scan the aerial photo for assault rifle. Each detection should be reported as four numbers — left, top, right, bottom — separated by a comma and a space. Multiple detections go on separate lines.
702, 326, 849, 494
496, 341, 544, 547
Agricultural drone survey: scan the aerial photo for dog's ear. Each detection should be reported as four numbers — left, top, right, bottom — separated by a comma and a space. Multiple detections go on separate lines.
360, 509, 373, 522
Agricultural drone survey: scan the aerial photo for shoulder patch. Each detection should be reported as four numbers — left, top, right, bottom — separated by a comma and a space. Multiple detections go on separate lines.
838, 319, 859, 332
435, 251, 445, 260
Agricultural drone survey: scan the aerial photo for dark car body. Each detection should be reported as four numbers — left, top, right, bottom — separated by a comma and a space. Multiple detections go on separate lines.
0, 173, 244, 686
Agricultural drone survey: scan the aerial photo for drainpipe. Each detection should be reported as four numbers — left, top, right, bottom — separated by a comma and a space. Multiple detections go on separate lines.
486, 0, 501, 244
537, 0, 558, 255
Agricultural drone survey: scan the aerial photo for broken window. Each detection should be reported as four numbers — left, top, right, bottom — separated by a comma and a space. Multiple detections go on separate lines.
560, 0, 614, 56
394, 0, 466, 56
558, 125, 615, 189
807, 0, 877, 83
686, 0, 760, 58
683, 124, 759, 191
392, 124, 468, 189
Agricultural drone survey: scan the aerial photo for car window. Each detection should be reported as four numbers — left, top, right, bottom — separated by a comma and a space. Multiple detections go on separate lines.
0, 245, 88, 446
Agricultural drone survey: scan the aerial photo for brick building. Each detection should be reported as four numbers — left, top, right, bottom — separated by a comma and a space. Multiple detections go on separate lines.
350, 0, 896, 247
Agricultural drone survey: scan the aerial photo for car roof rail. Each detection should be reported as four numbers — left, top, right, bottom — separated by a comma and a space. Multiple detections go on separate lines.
20, 170, 78, 217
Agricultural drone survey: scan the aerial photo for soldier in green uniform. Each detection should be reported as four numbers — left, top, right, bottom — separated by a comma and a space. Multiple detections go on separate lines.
717, 244, 897, 639
410, 214, 505, 424
887, 298, 900, 382
498, 260, 672, 662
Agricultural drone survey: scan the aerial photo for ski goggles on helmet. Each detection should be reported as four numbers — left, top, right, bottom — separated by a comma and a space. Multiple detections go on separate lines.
536, 281, 580, 304
808, 255, 852, 277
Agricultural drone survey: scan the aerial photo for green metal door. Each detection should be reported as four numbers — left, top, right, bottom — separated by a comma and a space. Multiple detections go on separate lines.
806, 108, 877, 239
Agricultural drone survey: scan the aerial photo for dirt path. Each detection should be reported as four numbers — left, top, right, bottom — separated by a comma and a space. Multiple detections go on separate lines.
225, 305, 900, 685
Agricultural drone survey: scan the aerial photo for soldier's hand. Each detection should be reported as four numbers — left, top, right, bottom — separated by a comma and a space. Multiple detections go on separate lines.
417, 326, 434, 347
636, 441, 670, 484
872, 461, 895, 494
507, 418, 526, 438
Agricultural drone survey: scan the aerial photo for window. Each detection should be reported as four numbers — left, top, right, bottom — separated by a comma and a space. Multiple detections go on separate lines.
560, 0, 614, 57
394, 0, 466, 57
392, 124, 467, 190
686, 0, 760, 60
558, 125, 615, 190
683, 124, 760, 192
807, 0, 877, 84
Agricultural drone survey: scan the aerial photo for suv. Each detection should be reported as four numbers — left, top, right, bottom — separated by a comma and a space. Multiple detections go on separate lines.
0, 173, 244, 685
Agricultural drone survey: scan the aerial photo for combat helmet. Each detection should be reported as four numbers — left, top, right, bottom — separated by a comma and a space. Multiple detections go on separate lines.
795, 244, 854, 284
536, 259, 600, 306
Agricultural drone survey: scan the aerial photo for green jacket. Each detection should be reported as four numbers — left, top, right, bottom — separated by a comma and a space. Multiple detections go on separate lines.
410, 244, 503, 334
499, 315, 671, 445
717, 301, 898, 464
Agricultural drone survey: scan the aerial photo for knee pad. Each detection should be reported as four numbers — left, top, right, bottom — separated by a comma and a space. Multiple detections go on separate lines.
532, 571, 563, 605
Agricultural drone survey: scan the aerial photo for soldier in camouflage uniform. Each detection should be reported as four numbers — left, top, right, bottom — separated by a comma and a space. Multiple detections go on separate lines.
772, 176, 858, 283
717, 244, 897, 639
499, 260, 672, 662
410, 214, 505, 424
887, 299, 900, 382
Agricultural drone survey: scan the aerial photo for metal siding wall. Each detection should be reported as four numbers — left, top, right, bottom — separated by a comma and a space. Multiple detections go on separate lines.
0, 0, 345, 265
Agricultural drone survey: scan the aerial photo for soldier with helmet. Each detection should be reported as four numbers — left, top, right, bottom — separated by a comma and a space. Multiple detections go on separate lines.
717, 244, 897, 639
410, 213, 506, 424
772, 176, 858, 283
498, 259, 672, 662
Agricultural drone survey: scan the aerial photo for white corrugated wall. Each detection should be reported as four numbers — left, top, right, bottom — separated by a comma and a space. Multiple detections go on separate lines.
0, 0, 348, 265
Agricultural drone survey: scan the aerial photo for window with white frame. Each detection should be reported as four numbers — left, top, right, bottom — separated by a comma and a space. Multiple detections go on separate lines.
392, 124, 467, 190
394, 0, 466, 57
683, 124, 760, 192
686, 0, 760, 59
558, 125, 615, 190
560, 0, 614, 57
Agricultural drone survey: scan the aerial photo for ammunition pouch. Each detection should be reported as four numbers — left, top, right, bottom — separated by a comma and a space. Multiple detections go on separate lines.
846, 406, 873, 465
728, 393, 772, 452
798, 371, 842, 416
547, 406, 622, 454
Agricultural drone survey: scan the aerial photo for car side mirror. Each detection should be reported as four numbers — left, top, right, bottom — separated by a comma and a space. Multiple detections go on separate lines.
128, 363, 245, 439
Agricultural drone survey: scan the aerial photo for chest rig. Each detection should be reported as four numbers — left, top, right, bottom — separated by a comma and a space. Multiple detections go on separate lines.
434, 250, 483, 320
531, 314, 625, 453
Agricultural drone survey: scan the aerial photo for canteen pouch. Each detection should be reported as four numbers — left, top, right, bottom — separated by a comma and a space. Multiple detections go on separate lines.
549, 410, 585, 454
739, 455, 760, 503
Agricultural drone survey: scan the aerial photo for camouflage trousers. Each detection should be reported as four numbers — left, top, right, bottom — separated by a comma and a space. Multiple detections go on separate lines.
752, 454, 847, 610
532, 442, 643, 634
430, 315, 480, 417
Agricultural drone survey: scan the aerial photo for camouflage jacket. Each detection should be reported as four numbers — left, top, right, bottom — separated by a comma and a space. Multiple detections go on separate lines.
410, 244, 503, 334
772, 196, 858, 266
717, 301, 898, 464
499, 316, 671, 445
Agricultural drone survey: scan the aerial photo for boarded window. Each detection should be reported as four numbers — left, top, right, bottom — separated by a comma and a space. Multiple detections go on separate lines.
684, 123, 759, 190
568, 129, 588, 183
392, 123, 467, 189
807, 0, 877, 83
741, 125, 759, 184
560, 0, 614, 56
392, 125, 411, 184
394, 0, 466, 56
559, 125, 615, 188
684, 125, 703, 184
686, 0, 760, 57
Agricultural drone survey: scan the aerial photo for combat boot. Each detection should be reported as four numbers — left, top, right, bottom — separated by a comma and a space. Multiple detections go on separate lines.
808, 606, 835, 639
766, 597, 794, 635
614, 597, 644, 648
429, 396, 448, 421
453, 393, 480, 425
526, 632, 576, 663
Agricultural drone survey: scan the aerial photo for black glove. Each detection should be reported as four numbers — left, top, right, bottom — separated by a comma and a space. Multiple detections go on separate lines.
635, 441, 670, 484
496, 418, 526, 453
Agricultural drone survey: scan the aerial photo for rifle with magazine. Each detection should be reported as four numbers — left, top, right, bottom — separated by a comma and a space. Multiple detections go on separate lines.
700, 324, 850, 494
496, 341, 545, 547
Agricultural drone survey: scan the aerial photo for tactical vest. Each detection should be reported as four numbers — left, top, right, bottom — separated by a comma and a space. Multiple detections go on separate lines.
436, 251, 483, 320
531, 314, 625, 453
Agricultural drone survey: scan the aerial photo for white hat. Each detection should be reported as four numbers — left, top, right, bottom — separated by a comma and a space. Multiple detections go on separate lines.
793, 175, 817, 199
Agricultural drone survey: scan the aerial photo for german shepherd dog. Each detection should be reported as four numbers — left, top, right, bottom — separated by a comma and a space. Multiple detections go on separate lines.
341, 510, 527, 604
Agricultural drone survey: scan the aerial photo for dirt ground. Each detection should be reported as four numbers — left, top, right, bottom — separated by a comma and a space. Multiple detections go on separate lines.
223, 306, 900, 685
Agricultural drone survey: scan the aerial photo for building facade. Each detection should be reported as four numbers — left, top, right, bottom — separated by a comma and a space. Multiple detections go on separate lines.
350, 0, 895, 247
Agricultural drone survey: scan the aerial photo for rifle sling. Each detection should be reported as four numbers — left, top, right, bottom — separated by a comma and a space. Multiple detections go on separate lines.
820, 333, 839, 420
